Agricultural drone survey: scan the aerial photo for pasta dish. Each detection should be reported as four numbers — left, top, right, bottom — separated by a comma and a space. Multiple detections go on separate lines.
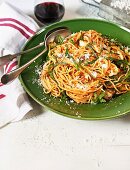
40, 30, 130, 104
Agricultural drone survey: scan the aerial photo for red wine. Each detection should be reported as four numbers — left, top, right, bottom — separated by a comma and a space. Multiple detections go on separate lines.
34, 2, 65, 25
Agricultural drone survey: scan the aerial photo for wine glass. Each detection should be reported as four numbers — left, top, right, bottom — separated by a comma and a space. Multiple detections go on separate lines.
34, 0, 65, 25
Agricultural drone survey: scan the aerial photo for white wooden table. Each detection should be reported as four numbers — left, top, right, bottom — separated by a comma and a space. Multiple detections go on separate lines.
1, 0, 130, 170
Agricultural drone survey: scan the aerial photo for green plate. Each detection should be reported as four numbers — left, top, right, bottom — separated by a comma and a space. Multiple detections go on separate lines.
19, 18, 130, 120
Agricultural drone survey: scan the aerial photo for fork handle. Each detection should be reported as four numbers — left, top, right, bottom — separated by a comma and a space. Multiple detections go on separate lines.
1, 47, 47, 85
0, 42, 44, 67
0, 54, 17, 66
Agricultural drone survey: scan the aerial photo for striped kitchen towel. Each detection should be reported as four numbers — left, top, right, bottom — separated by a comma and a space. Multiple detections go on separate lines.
0, 2, 39, 127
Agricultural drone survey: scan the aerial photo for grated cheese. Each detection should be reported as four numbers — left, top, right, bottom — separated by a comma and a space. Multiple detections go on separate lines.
102, 63, 108, 69
111, 0, 130, 13
57, 53, 63, 58
79, 40, 87, 47
70, 58, 74, 63
85, 53, 90, 59
91, 71, 97, 78
76, 83, 88, 90
76, 58, 79, 62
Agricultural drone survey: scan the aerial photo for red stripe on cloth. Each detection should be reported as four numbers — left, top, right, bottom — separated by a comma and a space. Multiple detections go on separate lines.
0, 18, 36, 35
6, 60, 18, 73
0, 94, 6, 99
0, 83, 3, 87
0, 23, 30, 39
5, 58, 17, 73
5, 62, 10, 72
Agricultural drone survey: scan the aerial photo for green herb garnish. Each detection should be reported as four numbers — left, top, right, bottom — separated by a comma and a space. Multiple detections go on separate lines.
56, 35, 64, 44
65, 46, 81, 70
107, 57, 129, 71
48, 63, 55, 80
84, 57, 98, 66
65, 47, 69, 56
69, 39, 75, 44
49, 71, 55, 80
79, 34, 84, 40
92, 91, 106, 103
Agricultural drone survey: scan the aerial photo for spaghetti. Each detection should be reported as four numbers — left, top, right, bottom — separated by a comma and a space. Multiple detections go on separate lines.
40, 30, 130, 103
